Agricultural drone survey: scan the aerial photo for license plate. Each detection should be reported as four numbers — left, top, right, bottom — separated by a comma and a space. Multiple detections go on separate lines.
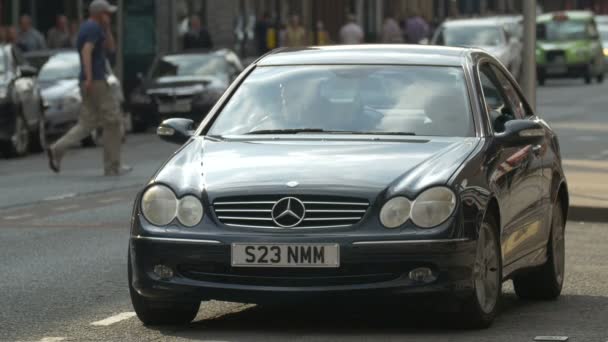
158, 101, 191, 113
231, 243, 340, 268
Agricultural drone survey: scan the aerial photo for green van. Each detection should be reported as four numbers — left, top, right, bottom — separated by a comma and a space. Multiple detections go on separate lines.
536, 11, 605, 85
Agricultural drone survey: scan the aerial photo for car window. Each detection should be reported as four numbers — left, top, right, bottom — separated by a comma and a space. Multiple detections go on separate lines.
479, 63, 517, 133
442, 25, 504, 46
208, 65, 474, 137
490, 65, 530, 119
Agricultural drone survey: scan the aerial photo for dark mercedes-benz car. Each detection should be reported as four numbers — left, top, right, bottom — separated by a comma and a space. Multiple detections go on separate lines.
128, 49, 243, 132
129, 45, 569, 328
0, 44, 45, 157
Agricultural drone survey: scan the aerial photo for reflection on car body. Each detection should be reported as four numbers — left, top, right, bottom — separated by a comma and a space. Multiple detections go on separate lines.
128, 45, 569, 329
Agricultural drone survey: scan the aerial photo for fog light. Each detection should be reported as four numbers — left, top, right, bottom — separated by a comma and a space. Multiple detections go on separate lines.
408, 267, 436, 283
153, 264, 174, 280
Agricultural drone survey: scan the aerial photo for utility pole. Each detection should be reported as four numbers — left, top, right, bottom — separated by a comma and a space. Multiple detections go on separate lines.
522, 0, 537, 110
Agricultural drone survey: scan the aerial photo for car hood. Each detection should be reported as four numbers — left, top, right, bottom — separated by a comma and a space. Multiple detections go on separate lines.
153, 137, 480, 202
40, 79, 79, 100
144, 76, 227, 96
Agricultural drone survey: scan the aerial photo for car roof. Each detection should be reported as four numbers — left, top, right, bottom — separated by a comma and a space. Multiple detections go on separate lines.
162, 48, 236, 59
537, 10, 594, 23
257, 45, 470, 67
442, 17, 504, 28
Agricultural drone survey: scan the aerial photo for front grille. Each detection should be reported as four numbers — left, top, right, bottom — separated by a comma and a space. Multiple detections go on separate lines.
213, 195, 369, 229
546, 50, 565, 63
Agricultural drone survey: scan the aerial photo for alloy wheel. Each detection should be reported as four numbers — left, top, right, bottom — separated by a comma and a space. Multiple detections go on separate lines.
474, 223, 500, 314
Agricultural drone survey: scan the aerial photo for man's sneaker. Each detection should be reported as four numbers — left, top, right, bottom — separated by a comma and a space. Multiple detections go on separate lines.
47, 148, 60, 173
104, 165, 133, 177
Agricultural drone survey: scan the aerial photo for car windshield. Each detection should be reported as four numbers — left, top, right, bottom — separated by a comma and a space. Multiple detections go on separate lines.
208, 65, 473, 137
38, 53, 80, 82
598, 25, 608, 41
150, 54, 229, 82
442, 26, 503, 46
537, 20, 591, 41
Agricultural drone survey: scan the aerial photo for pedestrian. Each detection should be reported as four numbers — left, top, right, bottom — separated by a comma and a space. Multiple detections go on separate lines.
183, 15, 213, 50
47, 0, 131, 177
69, 20, 79, 48
404, 10, 430, 44
17, 15, 46, 51
381, 15, 404, 44
315, 21, 331, 45
47, 14, 72, 49
0, 26, 7, 43
285, 15, 307, 47
254, 12, 271, 55
339, 14, 364, 45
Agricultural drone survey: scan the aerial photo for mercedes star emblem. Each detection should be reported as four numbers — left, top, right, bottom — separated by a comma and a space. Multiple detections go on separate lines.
271, 197, 306, 228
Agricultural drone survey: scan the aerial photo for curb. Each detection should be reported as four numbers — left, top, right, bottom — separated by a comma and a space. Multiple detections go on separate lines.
568, 206, 608, 223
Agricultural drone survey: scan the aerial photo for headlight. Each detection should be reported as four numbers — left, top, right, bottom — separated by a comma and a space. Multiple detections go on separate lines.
141, 185, 178, 226
177, 195, 204, 227
380, 197, 412, 229
411, 187, 457, 228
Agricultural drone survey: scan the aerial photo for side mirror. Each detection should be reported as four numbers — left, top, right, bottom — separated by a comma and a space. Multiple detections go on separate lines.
19, 65, 38, 77
157, 118, 195, 144
496, 119, 545, 147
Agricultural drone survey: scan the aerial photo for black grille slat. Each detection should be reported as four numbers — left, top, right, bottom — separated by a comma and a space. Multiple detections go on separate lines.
213, 195, 369, 229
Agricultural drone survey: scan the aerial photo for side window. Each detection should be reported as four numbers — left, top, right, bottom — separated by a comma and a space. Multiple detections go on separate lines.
479, 64, 516, 133
491, 65, 529, 119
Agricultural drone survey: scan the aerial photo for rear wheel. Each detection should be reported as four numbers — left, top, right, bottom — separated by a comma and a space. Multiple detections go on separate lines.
458, 214, 502, 329
1, 113, 30, 158
128, 252, 200, 326
597, 73, 604, 84
513, 202, 565, 300
584, 65, 592, 84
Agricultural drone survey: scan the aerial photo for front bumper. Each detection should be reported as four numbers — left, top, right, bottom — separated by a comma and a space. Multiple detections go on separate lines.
538, 63, 589, 79
130, 232, 477, 303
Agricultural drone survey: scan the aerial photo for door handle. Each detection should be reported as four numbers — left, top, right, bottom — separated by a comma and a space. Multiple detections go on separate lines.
532, 145, 542, 156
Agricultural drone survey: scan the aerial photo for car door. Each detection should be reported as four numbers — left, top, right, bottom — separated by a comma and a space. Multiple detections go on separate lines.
11, 46, 40, 128
478, 62, 544, 266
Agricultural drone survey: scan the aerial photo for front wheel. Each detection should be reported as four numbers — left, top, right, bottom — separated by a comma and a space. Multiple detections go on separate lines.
513, 202, 565, 300
458, 214, 502, 329
128, 253, 200, 326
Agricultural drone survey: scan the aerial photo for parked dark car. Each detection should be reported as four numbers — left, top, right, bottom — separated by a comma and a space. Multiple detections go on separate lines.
128, 49, 243, 132
36, 50, 128, 146
0, 44, 45, 157
128, 46, 569, 328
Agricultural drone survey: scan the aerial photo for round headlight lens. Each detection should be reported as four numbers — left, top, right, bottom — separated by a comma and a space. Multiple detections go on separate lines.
141, 185, 178, 226
411, 187, 457, 228
380, 197, 412, 229
177, 195, 204, 227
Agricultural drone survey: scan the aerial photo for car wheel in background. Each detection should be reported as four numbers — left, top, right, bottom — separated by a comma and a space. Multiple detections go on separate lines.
538, 76, 546, 86
30, 114, 47, 153
584, 65, 592, 84
1, 114, 30, 158
458, 213, 501, 329
597, 73, 604, 83
513, 202, 565, 301
128, 252, 200, 326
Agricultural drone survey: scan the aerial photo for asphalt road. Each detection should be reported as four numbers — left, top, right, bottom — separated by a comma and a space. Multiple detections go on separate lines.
1, 80, 607, 342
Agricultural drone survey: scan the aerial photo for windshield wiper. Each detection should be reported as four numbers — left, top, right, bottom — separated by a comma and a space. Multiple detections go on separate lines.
245, 128, 416, 136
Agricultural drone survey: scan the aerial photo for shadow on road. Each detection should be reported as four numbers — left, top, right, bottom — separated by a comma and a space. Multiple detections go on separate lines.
149, 293, 608, 341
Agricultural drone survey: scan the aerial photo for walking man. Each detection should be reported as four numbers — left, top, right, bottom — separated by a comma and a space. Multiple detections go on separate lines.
47, 0, 131, 176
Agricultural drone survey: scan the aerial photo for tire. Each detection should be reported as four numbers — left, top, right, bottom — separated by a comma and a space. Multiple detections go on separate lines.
30, 114, 47, 153
538, 76, 546, 86
128, 252, 200, 326
513, 202, 565, 301
584, 65, 592, 84
1, 113, 30, 158
458, 213, 502, 329
597, 73, 604, 84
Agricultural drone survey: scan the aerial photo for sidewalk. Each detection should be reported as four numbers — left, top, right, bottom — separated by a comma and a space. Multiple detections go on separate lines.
563, 159, 608, 222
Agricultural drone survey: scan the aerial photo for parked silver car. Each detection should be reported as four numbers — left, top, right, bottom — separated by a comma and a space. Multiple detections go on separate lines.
432, 17, 523, 79
37, 50, 129, 146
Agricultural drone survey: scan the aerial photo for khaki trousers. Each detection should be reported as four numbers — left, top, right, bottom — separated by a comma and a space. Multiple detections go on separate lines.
51, 80, 122, 174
